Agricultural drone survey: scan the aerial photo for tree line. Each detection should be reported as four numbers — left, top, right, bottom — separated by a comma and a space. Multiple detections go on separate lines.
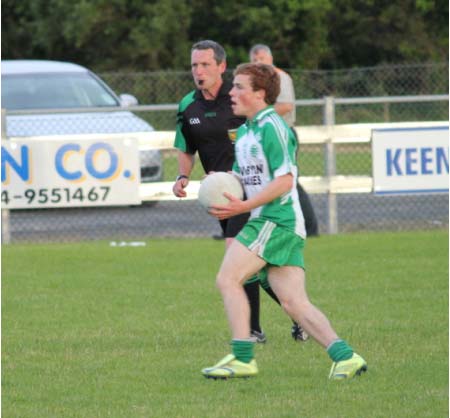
2, 0, 448, 72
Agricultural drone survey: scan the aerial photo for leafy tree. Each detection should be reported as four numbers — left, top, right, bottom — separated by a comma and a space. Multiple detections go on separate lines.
1, 0, 447, 70
187, 0, 332, 68
323, 0, 448, 68
2, 0, 192, 71
61, 0, 192, 70
2, 0, 72, 59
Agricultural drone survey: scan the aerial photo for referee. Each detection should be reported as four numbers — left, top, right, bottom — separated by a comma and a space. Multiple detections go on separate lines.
173, 40, 308, 344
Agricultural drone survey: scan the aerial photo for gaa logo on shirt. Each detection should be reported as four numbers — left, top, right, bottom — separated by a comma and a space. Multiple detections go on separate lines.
250, 145, 259, 158
189, 118, 201, 125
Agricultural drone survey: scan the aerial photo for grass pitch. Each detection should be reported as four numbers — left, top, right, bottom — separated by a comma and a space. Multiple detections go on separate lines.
2, 230, 448, 418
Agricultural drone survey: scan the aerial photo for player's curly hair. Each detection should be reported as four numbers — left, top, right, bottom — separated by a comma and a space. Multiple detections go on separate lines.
233, 63, 280, 105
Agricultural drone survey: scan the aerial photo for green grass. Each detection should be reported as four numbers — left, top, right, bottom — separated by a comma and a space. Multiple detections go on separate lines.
2, 230, 448, 418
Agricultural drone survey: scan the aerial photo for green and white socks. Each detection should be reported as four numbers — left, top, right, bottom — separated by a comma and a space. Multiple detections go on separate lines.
327, 339, 354, 362
231, 339, 255, 363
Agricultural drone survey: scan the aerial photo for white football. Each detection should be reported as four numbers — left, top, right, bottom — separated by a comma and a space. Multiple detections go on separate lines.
198, 172, 244, 209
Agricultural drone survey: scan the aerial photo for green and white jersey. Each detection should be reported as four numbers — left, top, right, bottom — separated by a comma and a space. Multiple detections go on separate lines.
232, 106, 306, 238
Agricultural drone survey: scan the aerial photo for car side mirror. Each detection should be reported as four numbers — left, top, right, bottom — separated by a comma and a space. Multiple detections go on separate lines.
119, 94, 139, 107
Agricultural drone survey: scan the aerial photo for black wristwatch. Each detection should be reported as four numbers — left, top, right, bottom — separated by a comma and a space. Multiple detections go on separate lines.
176, 175, 189, 181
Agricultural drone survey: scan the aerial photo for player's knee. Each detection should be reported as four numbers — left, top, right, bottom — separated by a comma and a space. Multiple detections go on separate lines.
216, 271, 240, 294
279, 295, 309, 317
216, 271, 230, 292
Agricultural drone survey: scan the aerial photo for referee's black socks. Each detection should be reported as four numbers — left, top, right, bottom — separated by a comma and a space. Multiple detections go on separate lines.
244, 280, 262, 333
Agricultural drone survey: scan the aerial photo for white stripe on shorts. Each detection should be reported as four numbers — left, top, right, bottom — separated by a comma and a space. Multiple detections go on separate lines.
248, 221, 276, 256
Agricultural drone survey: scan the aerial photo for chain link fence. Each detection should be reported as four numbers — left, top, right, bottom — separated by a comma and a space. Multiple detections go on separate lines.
2, 63, 449, 243
101, 63, 449, 129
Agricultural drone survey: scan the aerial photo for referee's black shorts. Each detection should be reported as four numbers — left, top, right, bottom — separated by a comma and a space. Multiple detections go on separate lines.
219, 212, 250, 238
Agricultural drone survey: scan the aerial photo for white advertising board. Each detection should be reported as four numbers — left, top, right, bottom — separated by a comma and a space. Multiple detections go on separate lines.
1, 137, 141, 208
372, 126, 449, 195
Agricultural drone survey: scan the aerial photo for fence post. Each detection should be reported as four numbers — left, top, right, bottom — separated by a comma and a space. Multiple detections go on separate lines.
2, 209, 11, 244
323, 96, 338, 234
1, 108, 11, 244
383, 102, 390, 122
1, 108, 6, 139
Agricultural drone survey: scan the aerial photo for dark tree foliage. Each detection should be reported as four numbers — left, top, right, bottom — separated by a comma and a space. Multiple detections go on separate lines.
1, 0, 447, 71
324, 0, 449, 68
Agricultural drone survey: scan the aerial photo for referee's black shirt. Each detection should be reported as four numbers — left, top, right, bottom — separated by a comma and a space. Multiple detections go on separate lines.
174, 81, 246, 173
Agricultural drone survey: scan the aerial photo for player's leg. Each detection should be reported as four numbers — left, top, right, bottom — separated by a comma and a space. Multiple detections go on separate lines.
243, 279, 266, 342
226, 213, 265, 343
202, 240, 266, 379
218, 239, 266, 340
258, 267, 309, 342
268, 265, 367, 379
267, 265, 338, 346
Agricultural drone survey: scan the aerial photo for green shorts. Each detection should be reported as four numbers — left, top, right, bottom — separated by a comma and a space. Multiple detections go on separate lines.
237, 218, 305, 286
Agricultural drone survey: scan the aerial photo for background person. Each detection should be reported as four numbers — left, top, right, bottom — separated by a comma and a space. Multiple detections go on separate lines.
202, 62, 367, 380
250, 43, 318, 341
249, 44, 319, 238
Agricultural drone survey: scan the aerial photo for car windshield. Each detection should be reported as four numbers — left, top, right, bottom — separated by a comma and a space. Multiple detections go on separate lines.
1, 72, 119, 110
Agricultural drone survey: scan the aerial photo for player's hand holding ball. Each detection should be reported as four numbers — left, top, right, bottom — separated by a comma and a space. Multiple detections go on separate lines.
198, 172, 246, 219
